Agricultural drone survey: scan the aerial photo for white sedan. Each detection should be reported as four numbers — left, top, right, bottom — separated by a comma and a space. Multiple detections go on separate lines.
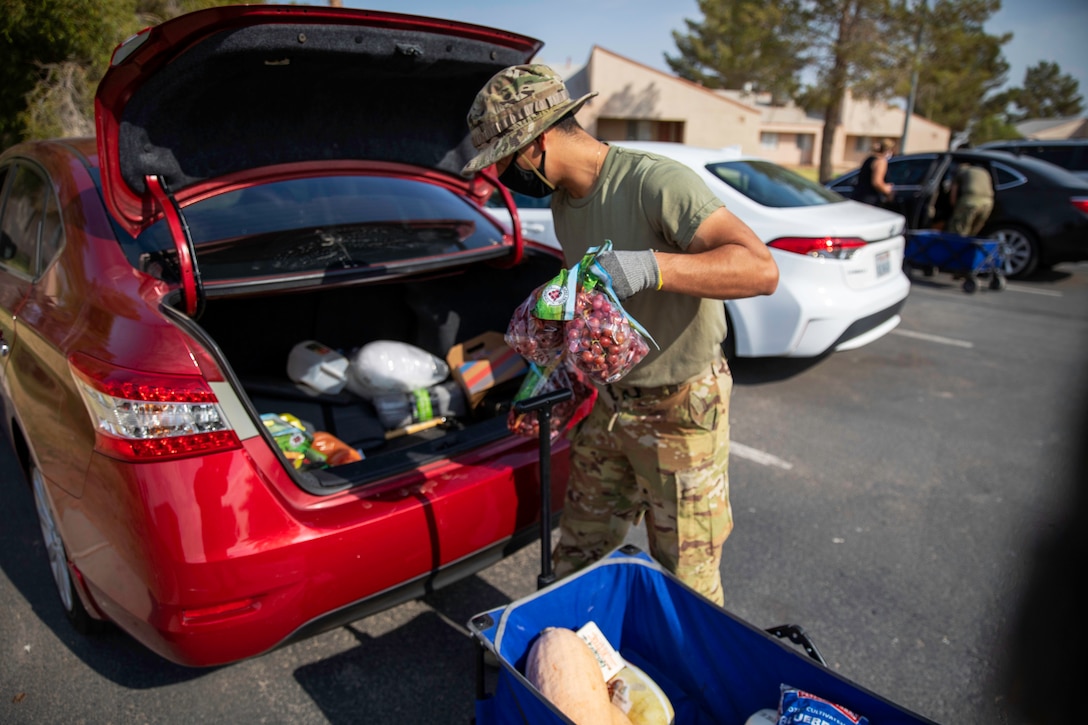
487, 140, 910, 358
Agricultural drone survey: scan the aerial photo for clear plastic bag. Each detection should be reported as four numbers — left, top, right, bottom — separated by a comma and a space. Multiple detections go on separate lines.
565, 286, 651, 385
507, 359, 597, 442
345, 341, 449, 399
505, 285, 566, 366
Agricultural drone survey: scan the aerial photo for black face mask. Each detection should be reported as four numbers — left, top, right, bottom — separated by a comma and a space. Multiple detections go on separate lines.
499, 151, 555, 198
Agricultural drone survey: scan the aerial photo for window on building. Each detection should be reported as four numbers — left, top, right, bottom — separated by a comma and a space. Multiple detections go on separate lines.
760, 132, 779, 149
618, 119, 684, 143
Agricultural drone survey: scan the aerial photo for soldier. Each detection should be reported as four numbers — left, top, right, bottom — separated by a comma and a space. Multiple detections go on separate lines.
947, 162, 995, 237
462, 65, 778, 604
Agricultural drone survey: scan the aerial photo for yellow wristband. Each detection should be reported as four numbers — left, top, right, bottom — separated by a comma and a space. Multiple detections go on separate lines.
653, 251, 663, 290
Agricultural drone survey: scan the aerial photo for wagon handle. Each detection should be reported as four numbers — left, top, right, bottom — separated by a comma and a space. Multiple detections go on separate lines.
514, 388, 574, 590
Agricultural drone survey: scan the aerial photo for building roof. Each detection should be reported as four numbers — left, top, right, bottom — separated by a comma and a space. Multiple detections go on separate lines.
1015, 117, 1088, 140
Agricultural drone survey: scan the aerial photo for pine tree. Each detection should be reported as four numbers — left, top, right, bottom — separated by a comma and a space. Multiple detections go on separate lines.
1007, 61, 1084, 121
665, 0, 810, 101
899, 0, 1010, 141
804, 0, 901, 182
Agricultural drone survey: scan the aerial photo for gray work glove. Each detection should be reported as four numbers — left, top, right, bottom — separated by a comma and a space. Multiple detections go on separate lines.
594, 249, 660, 300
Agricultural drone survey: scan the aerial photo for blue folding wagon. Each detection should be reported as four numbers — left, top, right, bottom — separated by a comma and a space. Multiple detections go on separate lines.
469, 546, 938, 725
904, 229, 1007, 293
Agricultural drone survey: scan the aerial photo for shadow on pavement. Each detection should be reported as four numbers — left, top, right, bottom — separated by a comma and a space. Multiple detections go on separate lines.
0, 440, 211, 688
294, 576, 515, 724
728, 354, 829, 385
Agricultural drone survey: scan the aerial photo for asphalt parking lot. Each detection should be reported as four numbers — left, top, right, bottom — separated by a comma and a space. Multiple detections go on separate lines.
2, 263, 1086, 724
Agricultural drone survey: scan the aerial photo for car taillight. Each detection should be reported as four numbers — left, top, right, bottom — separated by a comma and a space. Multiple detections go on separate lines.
1072, 197, 1088, 215
769, 236, 868, 260
69, 352, 240, 461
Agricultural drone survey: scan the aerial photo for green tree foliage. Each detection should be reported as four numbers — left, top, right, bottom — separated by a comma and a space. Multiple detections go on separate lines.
1, 0, 131, 147
666, 0, 1013, 179
897, 0, 1009, 141
1, 0, 247, 148
666, 0, 810, 102
803, 0, 902, 182
1006, 61, 1084, 121
969, 113, 1021, 144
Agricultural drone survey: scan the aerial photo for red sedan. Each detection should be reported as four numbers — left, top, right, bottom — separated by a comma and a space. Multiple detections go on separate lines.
0, 5, 569, 666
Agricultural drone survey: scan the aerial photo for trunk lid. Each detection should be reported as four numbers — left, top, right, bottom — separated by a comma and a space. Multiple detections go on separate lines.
94, 5, 540, 313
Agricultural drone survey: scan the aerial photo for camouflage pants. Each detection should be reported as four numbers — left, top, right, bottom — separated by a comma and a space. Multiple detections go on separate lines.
553, 357, 733, 605
948, 196, 993, 237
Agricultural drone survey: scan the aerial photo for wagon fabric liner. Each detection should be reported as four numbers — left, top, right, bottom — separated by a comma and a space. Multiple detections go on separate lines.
904, 230, 1004, 277
469, 547, 937, 725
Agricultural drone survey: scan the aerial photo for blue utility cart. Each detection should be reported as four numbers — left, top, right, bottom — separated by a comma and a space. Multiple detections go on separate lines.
469, 546, 938, 725
904, 229, 1007, 294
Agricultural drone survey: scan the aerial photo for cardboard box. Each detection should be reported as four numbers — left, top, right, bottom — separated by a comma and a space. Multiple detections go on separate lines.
446, 331, 527, 407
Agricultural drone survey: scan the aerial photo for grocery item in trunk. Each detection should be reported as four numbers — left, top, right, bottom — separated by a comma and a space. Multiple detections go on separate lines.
446, 331, 529, 408
371, 380, 467, 429
311, 431, 363, 465
286, 340, 350, 395
345, 341, 450, 399
262, 413, 328, 470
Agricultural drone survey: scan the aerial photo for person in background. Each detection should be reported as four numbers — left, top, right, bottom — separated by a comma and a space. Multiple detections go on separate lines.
461, 64, 778, 605
851, 139, 895, 208
946, 162, 994, 237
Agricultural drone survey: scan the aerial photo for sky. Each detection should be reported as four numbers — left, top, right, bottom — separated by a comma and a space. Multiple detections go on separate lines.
342, 0, 1088, 105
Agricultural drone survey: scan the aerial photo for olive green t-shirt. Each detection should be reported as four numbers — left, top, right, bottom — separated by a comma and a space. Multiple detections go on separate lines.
551, 145, 726, 389
956, 165, 994, 200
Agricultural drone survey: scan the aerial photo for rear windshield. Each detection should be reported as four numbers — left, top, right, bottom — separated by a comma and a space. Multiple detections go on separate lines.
114, 176, 507, 281
706, 160, 846, 207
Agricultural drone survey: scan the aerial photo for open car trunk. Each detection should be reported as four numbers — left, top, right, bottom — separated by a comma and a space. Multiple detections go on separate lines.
180, 251, 561, 494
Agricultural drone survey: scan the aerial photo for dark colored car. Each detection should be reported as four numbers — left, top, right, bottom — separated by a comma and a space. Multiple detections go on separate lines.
827, 149, 1088, 277
978, 139, 1088, 181
0, 5, 573, 667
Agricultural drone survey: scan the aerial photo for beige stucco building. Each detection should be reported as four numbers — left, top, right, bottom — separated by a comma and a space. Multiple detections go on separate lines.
1014, 117, 1088, 139
559, 47, 951, 175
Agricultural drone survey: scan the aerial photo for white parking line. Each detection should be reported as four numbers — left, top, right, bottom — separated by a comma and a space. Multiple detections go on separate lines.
1004, 284, 1063, 297
731, 441, 794, 470
890, 329, 974, 348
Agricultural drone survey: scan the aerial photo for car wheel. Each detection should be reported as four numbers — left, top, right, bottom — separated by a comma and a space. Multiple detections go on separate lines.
31, 466, 102, 634
988, 226, 1039, 279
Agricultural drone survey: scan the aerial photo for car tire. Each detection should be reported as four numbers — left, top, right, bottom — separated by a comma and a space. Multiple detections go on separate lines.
31, 466, 103, 634
988, 226, 1039, 279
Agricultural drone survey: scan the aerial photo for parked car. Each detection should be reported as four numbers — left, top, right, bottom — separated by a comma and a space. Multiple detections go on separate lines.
492, 141, 911, 358
827, 149, 1088, 278
0, 5, 576, 667
977, 139, 1088, 181
486, 190, 562, 249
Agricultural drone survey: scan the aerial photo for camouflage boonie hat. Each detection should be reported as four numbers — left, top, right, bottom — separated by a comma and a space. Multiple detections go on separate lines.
461, 64, 598, 177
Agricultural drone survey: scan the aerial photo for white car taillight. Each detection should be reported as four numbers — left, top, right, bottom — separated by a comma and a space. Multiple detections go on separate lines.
770, 236, 868, 260
69, 352, 240, 461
